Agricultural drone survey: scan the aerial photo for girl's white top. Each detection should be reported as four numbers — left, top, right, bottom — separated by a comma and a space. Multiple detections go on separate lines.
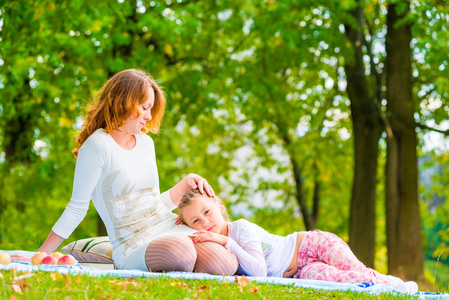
226, 219, 297, 277
52, 129, 194, 270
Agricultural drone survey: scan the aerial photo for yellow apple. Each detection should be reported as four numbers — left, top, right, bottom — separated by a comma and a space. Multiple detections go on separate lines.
51, 252, 64, 260
0, 253, 11, 265
31, 252, 47, 265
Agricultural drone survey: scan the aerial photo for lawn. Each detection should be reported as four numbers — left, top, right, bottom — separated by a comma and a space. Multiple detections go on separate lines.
1, 269, 419, 300
424, 259, 449, 292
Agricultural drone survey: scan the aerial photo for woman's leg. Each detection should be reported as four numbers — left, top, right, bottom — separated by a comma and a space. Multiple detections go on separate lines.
145, 234, 197, 272
194, 242, 238, 276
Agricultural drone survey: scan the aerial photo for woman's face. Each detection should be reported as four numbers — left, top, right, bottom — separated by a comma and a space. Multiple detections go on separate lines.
122, 87, 155, 135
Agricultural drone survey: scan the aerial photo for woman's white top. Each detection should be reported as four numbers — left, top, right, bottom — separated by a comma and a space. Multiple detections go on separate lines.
52, 129, 194, 270
225, 219, 297, 277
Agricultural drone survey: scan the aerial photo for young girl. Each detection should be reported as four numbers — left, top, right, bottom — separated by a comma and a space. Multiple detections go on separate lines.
177, 189, 418, 294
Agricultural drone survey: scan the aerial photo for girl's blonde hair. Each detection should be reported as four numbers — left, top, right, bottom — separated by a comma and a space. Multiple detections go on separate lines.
72, 69, 166, 158
178, 189, 231, 223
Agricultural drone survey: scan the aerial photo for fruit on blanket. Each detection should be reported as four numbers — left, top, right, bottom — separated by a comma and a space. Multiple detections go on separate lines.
31, 252, 48, 265
40, 255, 58, 265
51, 252, 64, 260
57, 254, 76, 266
0, 253, 11, 265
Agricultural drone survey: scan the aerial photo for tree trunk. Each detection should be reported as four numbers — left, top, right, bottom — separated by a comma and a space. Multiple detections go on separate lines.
312, 162, 320, 226
344, 5, 383, 268
292, 157, 315, 230
385, 0, 424, 281
1, 75, 35, 232
3, 78, 35, 165
280, 131, 315, 231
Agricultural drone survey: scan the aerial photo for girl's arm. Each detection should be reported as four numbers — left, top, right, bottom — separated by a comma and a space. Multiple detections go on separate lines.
192, 230, 267, 277
225, 239, 267, 277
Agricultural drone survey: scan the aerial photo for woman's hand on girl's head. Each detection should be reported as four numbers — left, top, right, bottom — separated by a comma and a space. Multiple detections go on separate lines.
175, 215, 184, 225
169, 173, 215, 206
191, 230, 228, 246
184, 173, 215, 198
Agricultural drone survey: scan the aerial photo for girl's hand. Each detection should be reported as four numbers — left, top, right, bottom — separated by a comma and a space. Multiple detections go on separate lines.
191, 230, 228, 246
184, 174, 215, 198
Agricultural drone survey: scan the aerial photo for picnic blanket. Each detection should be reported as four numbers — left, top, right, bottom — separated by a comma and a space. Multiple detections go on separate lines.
1, 250, 447, 299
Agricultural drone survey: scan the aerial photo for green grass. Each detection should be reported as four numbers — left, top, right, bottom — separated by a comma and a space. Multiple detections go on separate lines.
0, 270, 420, 300
425, 259, 449, 292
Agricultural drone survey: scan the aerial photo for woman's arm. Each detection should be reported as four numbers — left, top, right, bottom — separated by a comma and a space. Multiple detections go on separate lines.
38, 231, 66, 254
10, 231, 66, 262
45, 135, 104, 254
168, 173, 215, 206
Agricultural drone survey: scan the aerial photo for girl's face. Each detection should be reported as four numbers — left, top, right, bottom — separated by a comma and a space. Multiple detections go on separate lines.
122, 87, 154, 135
181, 195, 227, 235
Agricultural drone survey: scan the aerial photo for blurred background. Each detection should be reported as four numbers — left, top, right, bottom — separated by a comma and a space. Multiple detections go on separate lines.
0, 0, 448, 289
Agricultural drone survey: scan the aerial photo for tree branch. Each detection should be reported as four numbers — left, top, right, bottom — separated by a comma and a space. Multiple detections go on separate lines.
362, 13, 383, 104
415, 122, 449, 136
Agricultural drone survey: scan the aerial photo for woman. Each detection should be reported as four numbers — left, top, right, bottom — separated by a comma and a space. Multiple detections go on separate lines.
12, 69, 237, 275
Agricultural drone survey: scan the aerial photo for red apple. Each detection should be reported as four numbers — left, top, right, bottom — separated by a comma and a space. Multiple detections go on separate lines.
57, 254, 77, 266
51, 252, 64, 260
31, 252, 48, 265
40, 255, 58, 265
0, 253, 11, 265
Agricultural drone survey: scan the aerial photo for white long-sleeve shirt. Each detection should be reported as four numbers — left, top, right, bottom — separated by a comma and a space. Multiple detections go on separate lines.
52, 129, 194, 270
225, 219, 297, 277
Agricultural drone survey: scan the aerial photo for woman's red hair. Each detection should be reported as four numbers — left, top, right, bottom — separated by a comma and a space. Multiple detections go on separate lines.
72, 69, 166, 158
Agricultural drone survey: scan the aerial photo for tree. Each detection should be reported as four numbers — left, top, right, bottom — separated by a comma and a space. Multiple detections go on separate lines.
223, 0, 353, 233
342, 2, 384, 268
385, 0, 423, 281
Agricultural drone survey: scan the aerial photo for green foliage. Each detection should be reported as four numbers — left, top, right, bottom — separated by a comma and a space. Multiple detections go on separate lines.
421, 152, 449, 264
246, 207, 305, 237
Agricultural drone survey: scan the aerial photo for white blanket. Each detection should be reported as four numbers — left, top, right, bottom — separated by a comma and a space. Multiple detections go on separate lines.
1, 250, 446, 299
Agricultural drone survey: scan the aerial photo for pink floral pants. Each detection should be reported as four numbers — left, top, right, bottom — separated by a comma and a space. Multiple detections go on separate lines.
293, 230, 390, 284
